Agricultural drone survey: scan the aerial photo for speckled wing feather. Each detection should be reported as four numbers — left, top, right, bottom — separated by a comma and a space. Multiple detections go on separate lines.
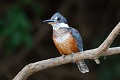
70, 28, 83, 51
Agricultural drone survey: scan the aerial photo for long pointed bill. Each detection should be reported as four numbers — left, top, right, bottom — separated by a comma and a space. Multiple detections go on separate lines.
43, 19, 56, 24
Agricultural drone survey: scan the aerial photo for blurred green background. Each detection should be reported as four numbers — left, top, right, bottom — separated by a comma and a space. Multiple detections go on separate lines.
0, 0, 120, 80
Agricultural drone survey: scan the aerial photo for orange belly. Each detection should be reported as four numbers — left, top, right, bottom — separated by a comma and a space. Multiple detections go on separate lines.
53, 33, 78, 55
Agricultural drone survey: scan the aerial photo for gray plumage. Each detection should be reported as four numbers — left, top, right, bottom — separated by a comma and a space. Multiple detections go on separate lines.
50, 12, 67, 24
70, 27, 89, 73
70, 28, 83, 51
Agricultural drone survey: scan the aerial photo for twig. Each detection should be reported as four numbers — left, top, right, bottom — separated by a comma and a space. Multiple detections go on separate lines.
13, 22, 120, 80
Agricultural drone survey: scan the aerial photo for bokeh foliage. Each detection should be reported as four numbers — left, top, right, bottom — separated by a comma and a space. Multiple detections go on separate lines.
0, 5, 32, 53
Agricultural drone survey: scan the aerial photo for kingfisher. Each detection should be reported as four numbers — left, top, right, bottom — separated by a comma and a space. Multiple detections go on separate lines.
43, 12, 89, 73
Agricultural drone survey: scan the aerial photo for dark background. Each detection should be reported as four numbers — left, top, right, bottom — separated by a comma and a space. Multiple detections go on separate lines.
0, 0, 120, 80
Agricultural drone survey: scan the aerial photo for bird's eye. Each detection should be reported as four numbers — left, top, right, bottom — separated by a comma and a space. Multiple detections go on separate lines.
57, 17, 61, 21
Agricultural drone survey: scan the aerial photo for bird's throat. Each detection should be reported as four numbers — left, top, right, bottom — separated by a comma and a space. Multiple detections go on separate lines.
51, 23, 69, 30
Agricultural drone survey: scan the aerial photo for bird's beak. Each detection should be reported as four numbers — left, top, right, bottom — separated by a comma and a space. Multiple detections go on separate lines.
43, 19, 56, 24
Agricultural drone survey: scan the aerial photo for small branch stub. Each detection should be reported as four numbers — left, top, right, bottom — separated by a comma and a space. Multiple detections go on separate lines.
95, 59, 100, 64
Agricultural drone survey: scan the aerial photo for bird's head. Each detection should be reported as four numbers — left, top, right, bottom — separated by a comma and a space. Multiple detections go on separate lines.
43, 12, 69, 30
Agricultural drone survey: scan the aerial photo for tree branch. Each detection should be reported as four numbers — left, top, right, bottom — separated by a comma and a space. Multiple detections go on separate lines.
13, 22, 120, 80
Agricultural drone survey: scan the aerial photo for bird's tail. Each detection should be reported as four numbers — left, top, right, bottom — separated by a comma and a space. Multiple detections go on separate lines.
76, 60, 89, 73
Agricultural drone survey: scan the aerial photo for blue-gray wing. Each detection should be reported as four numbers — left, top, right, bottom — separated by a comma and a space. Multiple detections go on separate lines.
70, 28, 83, 51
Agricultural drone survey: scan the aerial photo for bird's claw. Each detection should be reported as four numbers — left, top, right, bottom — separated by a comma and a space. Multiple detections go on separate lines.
62, 55, 66, 59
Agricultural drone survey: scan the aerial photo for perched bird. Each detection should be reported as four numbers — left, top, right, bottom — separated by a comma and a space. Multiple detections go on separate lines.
43, 12, 89, 73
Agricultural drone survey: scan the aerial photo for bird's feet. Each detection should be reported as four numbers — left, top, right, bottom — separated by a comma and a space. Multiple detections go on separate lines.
71, 53, 75, 63
71, 53, 74, 58
62, 55, 66, 59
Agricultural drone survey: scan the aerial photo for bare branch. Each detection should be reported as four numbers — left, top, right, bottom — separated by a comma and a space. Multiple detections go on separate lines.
13, 47, 120, 80
13, 22, 120, 80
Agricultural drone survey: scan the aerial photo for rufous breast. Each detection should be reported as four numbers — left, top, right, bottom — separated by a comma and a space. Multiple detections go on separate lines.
53, 28, 78, 55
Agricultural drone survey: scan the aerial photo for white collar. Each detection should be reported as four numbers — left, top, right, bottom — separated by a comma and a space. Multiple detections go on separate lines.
51, 23, 69, 30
